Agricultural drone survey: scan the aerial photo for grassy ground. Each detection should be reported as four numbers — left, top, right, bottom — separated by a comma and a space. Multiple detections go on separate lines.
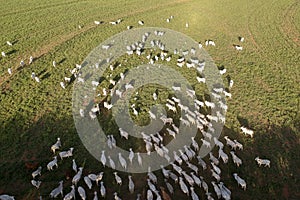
0, 0, 299, 199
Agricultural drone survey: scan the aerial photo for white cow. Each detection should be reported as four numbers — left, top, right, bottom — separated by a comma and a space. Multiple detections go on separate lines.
234, 45, 243, 50
240, 126, 254, 138
255, 157, 271, 167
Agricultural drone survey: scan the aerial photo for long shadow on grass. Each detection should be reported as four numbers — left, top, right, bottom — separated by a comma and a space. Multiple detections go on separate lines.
223, 119, 300, 200
0, 113, 299, 199
0, 113, 154, 199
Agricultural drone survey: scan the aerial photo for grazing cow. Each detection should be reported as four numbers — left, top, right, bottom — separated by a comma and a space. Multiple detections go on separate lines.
7, 41, 13, 46
238, 36, 245, 42
240, 126, 254, 137
205, 40, 215, 46
255, 157, 271, 167
234, 44, 243, 50
138, 20, 144, 25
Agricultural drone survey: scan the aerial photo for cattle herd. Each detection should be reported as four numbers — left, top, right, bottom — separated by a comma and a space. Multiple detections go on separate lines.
0, 16, 271, 200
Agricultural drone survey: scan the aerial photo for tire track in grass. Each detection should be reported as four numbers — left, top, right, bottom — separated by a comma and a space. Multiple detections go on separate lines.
245, 0, 281, 89
0, 0, 191, 86
266, 0, 299, 58
246, 0, 279, 55
2, 1, 129, 45
251, 0, 299, 77
2, 0, 183, 47
244, 0, 299, 124
245, 0, 265, 53
0, 0, 83, 17
246, 0, 298, 67
279, 0, 300, 46
270, 0, 300, 54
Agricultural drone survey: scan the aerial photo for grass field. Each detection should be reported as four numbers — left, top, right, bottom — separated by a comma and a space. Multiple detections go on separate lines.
0, 0, 299, 199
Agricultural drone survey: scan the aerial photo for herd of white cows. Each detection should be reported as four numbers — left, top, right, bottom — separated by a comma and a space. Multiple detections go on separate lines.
0, 15, 271, 200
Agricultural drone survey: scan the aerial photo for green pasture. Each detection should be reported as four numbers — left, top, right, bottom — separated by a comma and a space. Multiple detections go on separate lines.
0, 0, 299, 199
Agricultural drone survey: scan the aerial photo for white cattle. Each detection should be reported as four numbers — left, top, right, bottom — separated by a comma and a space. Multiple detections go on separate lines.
234, 139, 243, 150
206, 114, 218, 122
118, 153, 127, 169
29, 56, 34, 64
224, 136, 236, 150
186, 61, 194, 68
205, 40, 215, 46
223, 90, 232, 98
180, 117, 190, 126
84, 176, 92, 189
255, 157, 271, 167
32, 166, 42, 179
119, 128, 129, 139
91, 81, 99, 87
233, 173, 246, 190
166, 103, 177, 113
125, 83, 134, 90
60, 82, 65, 89
197, 156, 207, 170
102, 44, 111, 50
214, 137, 224, 149
160, 115, 173, 124
219, 68, 226, 75
205, 101, 215, 109
63, 185, 75, 200
100, 182, 106, 197
196, 76, 206, 83
229, 79, 234, 89
78, 187, 86, 200
234, 45, 243, 50
6, 41, 13, 46
209, 152, 219, 165
64, 77, 71, 82
49, 181, 63, 198
202, 131, 212, 141
20, 60, 25, 67
211, 181, 221, 199
177, 62, 185, 67
179, 177, 189, 195
218, 148, 228, 163
240, 126, 254, 138
201, 139, 211, 148
47, 156, 58, 170
103, 102, 113, 110
59, 147, 74, 159
138, 20, 144, 25
211, 162, 221, 175
230, 151, 242, 167
128, 175, 135, 193
51, 137, 61, 153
